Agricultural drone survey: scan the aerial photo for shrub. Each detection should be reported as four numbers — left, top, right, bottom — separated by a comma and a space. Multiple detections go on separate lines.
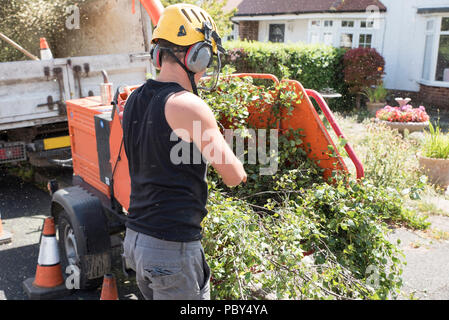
343, 48, 385, 108
223, 40, 355, 111
359, 123, 425, 192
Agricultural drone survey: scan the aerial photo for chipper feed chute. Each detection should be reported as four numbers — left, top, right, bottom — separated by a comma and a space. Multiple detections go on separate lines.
66, 73, 364, 212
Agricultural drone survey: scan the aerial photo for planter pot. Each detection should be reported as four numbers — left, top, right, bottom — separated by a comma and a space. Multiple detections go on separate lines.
376, 119, 429, 134
366, 102, 385, 115
418, 154, 449, 190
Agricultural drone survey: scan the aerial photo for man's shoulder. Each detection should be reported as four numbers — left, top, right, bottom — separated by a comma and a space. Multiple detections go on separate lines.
166, 91, 210, 117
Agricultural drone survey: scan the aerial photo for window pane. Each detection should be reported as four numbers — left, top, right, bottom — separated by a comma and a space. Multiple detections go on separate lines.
361, 20, 373, 28
340, 33, 353, 48
269, 24, 285, 43
324, 20, 333, 27
435, 35, 449, 81
311, 20, 321, 27
359, 34, 372, 48
342, 21, 354, 28
441, 17, 449, 32
422, 34, 434, 80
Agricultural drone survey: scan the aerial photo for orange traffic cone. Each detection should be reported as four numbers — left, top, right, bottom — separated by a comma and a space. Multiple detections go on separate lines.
23, 217, 71, 299
40, 37, 53, 60
0, 211, 12, 245
100, 274, 119, 300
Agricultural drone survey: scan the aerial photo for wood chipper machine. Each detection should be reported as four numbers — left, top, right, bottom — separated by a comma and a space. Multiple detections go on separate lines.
47, 0, 364, 289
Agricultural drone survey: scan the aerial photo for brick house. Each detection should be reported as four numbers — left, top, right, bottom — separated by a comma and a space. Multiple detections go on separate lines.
232, 0, 449, 109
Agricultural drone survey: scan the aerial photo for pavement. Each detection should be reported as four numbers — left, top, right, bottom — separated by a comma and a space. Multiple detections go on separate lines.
1, 166, 449, 300
388, 214, 449, 300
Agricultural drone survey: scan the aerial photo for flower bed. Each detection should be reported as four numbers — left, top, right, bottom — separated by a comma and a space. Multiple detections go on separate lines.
375, 105, 430, 133
376, 105, 429, 123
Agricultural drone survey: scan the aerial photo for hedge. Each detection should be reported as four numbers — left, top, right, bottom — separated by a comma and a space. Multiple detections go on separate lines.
222, 40, 356, 111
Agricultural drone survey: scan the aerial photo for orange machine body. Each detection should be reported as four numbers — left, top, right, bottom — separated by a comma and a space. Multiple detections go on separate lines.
66, 73, 363, 213
66, 97, 114, 198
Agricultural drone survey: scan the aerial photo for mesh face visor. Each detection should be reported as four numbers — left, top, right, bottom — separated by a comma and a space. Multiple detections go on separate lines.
198, 52, 222, 92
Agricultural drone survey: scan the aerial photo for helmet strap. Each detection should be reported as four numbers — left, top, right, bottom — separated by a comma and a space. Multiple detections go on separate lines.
159, 47, 199, 96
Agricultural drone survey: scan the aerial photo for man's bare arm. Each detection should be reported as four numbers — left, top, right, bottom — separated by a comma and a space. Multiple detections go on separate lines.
165, 91, 247, 186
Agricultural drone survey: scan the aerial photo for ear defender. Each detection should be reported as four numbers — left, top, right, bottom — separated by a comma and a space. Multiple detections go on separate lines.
184, 42, 213, 74
151, 42, 213, 74
150, 44, 161, 69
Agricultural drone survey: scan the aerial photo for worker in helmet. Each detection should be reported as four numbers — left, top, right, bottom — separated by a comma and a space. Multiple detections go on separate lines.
122, 4, 247, 300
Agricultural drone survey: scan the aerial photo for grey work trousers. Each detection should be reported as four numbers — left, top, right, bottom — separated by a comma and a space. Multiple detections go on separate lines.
123, 228, 211, 300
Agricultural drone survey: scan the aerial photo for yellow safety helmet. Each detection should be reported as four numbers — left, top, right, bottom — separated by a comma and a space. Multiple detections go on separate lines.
150, 3, 225, 95
152, 4, 221, 54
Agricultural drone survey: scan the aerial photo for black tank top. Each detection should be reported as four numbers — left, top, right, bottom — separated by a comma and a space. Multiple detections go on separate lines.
122, 79, 208, 242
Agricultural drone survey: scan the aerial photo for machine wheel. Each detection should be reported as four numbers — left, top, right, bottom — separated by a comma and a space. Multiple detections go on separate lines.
58, 209, 103, 290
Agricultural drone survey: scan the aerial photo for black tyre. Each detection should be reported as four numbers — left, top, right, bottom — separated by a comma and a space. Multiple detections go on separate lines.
58, 209, 103, 290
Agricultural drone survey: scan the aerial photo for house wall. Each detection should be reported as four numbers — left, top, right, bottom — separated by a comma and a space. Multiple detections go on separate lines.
419, 84, 449, 108
381, 0, 449, 94
239, 21, 259, 40
258, 20, 308, 43
237, 13, 387, 50
234, 1, 449, 109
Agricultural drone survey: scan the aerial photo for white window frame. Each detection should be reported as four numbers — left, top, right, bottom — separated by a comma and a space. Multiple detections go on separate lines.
358, 32, 374, 48
307, 18, 378, 49
341, 20, 355, 28
419, 16, 449, 87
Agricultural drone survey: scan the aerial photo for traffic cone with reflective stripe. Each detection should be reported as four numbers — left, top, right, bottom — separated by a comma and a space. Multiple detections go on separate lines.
100, 274, 119, 300
23, 217, 71, 299
0, 211, 12, 245
40, 37, 53, 60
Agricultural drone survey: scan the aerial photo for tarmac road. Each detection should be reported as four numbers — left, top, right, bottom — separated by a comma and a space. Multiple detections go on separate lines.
0, 167, 142, 300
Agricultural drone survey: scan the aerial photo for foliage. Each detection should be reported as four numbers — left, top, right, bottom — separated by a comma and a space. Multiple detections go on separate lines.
358, 122, 427, 195
363, 82, 388, 103
422, 121, 449, 159
0, 0, 90, 62
376, 105, 430, 123
222, 40, 355, 112
343, 48, 385, 95
200, 74, 429, 300
161, 0, 235, 37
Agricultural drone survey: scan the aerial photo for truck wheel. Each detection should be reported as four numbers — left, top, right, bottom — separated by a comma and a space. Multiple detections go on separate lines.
58, 209, 103, 290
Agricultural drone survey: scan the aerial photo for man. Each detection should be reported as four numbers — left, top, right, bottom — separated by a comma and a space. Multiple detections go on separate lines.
122, 4, 247, 300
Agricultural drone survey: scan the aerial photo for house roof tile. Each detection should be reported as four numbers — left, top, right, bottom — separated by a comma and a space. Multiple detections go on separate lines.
235, 0, 386, 16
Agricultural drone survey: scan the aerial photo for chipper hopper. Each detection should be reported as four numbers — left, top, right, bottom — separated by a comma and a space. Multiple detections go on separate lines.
47, 0, 364, 290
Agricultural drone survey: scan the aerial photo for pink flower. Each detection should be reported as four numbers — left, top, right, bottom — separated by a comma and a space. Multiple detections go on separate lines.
376, 104, 429, 123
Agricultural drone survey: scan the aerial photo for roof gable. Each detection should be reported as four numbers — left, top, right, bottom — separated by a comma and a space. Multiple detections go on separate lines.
235, 0, 387, 16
